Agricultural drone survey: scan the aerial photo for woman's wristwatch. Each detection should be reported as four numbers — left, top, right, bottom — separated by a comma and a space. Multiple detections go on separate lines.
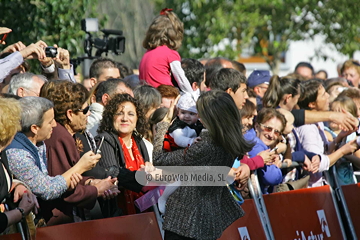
15, 207, 25, 220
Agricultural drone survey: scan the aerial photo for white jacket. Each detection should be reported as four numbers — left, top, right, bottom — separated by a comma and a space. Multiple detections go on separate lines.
87, 102, 104, 137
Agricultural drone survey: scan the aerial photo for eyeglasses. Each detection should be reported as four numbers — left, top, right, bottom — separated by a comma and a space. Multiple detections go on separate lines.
260, 123, 282, 137
76, 106, 90, 115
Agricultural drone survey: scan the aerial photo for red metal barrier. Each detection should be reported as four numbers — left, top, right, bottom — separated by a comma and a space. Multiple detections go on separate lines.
0, 233, 21, 240
37, 212, 162, 240
263, 185, 343, 240
2, 185, 352, 240
0, 212, 162, 240
218, 199, 267, 240
341, 183, 360, 237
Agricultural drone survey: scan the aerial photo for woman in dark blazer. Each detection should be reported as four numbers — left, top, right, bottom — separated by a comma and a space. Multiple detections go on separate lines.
153, 90, 253, 240
40, 80, 117, 225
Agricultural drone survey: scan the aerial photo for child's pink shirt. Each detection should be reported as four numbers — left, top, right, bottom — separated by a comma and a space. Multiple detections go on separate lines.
139, 45, 180, 87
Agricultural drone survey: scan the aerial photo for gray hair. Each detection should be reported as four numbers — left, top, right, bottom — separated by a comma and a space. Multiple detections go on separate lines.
8, 72, 47, 95
19, 97, 54, 133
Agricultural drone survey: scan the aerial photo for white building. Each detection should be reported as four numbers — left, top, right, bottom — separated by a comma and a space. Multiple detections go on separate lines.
242, 35, 360, 78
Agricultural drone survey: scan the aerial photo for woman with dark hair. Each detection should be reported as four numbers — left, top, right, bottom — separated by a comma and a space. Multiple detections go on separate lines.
96, 93, 150, 215
40, 80, 118, 225
262, 75, 302, 111
133, 85, 161, 120
133, 84, 162, 158
153, 90, 252, 240
149, 107, 169, 137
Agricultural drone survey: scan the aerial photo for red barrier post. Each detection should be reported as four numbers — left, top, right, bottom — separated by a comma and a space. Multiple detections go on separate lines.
263, 185, 344, 239
218, 199, 267, 240
341, 183, 360, 237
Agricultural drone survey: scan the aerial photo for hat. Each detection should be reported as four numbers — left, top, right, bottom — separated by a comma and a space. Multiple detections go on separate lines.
247, 70, 271, 88
176, 92, 197, 114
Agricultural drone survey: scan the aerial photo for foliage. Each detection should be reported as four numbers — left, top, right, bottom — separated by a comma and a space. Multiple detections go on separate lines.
156, 0, 360, 73
97, 0, 156, 69
0, 0, 102, 72
156, 0, 263, 60
313, 1, 360, 57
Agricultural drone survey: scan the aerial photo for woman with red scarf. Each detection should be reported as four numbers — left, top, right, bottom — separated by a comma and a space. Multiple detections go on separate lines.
96, 93, 150, 215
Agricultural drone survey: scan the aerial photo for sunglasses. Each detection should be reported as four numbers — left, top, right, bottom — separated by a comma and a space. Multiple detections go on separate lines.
76, 106, 90, 115
260, 123, 282, 137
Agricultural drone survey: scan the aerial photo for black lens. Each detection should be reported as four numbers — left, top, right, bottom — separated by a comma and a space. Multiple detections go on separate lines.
82, 106, 90, 114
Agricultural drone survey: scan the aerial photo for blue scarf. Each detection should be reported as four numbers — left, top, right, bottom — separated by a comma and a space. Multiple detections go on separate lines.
6, 132, 46, 172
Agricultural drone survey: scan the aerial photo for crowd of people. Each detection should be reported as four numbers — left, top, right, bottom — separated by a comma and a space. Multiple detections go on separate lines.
1, 8, 360, 240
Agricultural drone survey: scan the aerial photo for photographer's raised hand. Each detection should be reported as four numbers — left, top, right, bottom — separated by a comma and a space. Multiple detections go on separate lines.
54, 47, 71, 69
20, 41, 47, 60
1, 41, 26, 54
0, 27, 11, 35
0, 27, 11, 45
39, 45, 55, 68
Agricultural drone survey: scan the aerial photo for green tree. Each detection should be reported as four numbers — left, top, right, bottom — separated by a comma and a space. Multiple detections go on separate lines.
98, 0, 156, 69
156, 0, 360, 74
313, 1, 360, 58
156, 0, 263, 61
0, 0, 101, 71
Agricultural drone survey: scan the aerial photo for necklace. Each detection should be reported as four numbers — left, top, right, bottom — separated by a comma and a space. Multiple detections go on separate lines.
125, 139, 133, 150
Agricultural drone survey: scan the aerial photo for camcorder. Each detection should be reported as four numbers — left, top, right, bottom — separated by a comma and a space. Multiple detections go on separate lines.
81, 18, 125, 57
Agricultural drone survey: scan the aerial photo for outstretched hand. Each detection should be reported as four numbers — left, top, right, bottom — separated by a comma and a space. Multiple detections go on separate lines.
234, 164, 250, 190
258, 149, 275, 165
330, 109, 359, 131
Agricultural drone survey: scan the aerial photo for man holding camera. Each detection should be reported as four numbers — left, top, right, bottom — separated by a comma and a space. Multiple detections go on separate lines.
0, 37, 47, 91
0, 28, 76, 92
39, 45, 76, 83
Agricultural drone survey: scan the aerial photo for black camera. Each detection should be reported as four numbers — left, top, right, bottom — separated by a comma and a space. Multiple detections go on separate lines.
81, 18, 125, 57
45, 46, 57, 58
